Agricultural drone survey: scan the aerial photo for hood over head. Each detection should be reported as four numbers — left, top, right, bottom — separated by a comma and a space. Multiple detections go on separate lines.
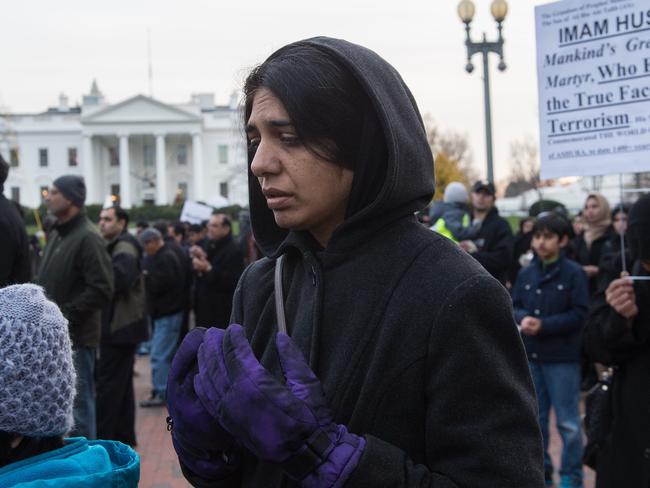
246, 37, 434, 257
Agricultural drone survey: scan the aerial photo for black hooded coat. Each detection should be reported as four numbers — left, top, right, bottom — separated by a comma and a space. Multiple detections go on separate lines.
582, 195, 650, 488
185, 37, 543, 487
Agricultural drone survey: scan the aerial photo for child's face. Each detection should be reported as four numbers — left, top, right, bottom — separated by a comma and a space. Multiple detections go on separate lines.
532, 229, 566, 261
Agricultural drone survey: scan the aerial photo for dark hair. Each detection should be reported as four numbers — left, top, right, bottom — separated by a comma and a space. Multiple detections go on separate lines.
172, 221, 186, 238
0, 431, 64, 468
136, 220, 149, 229
518, 217, 535, 233
244, 42, 387, 214
153, 220, 169, 237
110, 206, 129, 227
0, 154, 9, 186
188, 223, 203, 233
532, 213, 571, 239
245, 44, 368, 169
611, 203, 629, 219
214, 214, 232, 230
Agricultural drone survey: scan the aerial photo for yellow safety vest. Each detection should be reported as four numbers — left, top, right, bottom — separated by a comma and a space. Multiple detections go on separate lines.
432, 214, 470, 243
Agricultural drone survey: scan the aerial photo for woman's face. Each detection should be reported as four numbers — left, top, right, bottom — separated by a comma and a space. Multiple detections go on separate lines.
247, 88, 354, 246
572, 216, 585, 235
584, 197, 601, 223
612, 211, 628, 236
521, 219, 534, 234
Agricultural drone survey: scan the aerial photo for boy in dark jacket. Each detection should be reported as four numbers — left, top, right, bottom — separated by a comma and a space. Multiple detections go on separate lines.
513, 213, 589, 488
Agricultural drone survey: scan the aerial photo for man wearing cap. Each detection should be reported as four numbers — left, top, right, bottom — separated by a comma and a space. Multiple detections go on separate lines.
459, 180, 513, 285
37, 175, 113, 439
139, 228, 185, 407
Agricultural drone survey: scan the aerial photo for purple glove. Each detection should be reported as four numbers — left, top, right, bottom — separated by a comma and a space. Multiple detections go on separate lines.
195, 324, 366, 487
166, 328, 240, 481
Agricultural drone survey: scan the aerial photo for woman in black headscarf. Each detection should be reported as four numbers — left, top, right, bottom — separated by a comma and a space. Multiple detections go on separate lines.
583, 194, 650, 488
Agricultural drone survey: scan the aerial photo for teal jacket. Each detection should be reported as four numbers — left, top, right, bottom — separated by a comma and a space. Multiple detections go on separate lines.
0, 437, 139, 487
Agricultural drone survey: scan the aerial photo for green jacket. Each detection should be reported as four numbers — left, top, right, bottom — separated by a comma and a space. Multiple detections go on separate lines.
102, 231, 148, 345
37, 212, 113, 348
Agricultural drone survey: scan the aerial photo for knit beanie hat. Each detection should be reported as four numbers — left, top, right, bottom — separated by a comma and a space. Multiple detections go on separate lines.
0, 284, 76, 437
53, 175, 86, 208
444, 182, 469, 204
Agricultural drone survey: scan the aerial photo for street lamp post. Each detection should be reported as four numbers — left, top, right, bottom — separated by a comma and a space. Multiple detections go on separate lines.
458, 0, 508, 184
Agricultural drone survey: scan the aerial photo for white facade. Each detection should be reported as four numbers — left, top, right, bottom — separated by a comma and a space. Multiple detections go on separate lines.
0, 84, 248, 209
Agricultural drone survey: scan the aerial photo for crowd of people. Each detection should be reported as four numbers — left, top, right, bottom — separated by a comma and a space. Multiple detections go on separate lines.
0, 158, 251, 485
425, 179, 649, 488
0, 36, 647, 488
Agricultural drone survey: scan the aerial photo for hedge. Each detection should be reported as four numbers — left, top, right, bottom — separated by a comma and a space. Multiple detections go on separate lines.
22, 203, 246, 227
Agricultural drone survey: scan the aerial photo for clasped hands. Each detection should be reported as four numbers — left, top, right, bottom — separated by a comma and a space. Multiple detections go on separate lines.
167, 324, 365, 486
190, 245, 211, 273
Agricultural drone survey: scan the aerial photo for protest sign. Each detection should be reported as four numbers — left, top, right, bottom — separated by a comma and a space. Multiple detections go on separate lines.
536, 0, 650, 178
180, 200, 214, 224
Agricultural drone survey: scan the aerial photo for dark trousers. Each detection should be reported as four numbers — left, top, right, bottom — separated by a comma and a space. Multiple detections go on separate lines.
96, 344, 137, 446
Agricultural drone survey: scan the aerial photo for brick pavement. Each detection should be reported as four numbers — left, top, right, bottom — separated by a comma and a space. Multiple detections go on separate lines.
133, 354, 596, 487
134, 355, 190, 488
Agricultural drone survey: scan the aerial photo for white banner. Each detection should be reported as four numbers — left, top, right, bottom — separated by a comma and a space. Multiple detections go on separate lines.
536, 0, 650, 178
179, 200, 214, 224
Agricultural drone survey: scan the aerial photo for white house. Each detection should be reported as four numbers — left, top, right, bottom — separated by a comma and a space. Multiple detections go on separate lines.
0, 81, 249, 209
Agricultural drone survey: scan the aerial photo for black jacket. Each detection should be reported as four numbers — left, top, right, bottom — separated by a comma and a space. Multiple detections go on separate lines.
0, 193, 30, 287
509, 230, 533, 284
182, 37, 543, 487
569, 227, 616, 296
164, 236, 192, 309
582, 260, 650, 488
469, 206, 513, 285
101, 231, 148, 345
37, 212, 114, 348
193, 234, 244, 329
143, 243, 185, 319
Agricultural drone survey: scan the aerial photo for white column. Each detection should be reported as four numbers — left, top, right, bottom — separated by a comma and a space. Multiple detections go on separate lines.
82, 134, 95, 204
118, 134, 132, 208
192, 132, 204, 201
155, 133, 167, 205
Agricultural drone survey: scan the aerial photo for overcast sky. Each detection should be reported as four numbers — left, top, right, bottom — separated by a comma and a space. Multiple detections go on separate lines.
1, 0, 553, 182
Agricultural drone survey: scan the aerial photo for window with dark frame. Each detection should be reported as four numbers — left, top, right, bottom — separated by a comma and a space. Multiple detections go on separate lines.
9, 148, 19, 167
177, 144, 187, 165
178, 182, 188, 199
111, 183, 120, 196
10, 187, 20, 203
219, 182, 228, 199
144, 144, 154, 167
218, 145, 228, 164
68, 147, 78, 167
109, 147, 119, 166
39, 148, 48, 167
